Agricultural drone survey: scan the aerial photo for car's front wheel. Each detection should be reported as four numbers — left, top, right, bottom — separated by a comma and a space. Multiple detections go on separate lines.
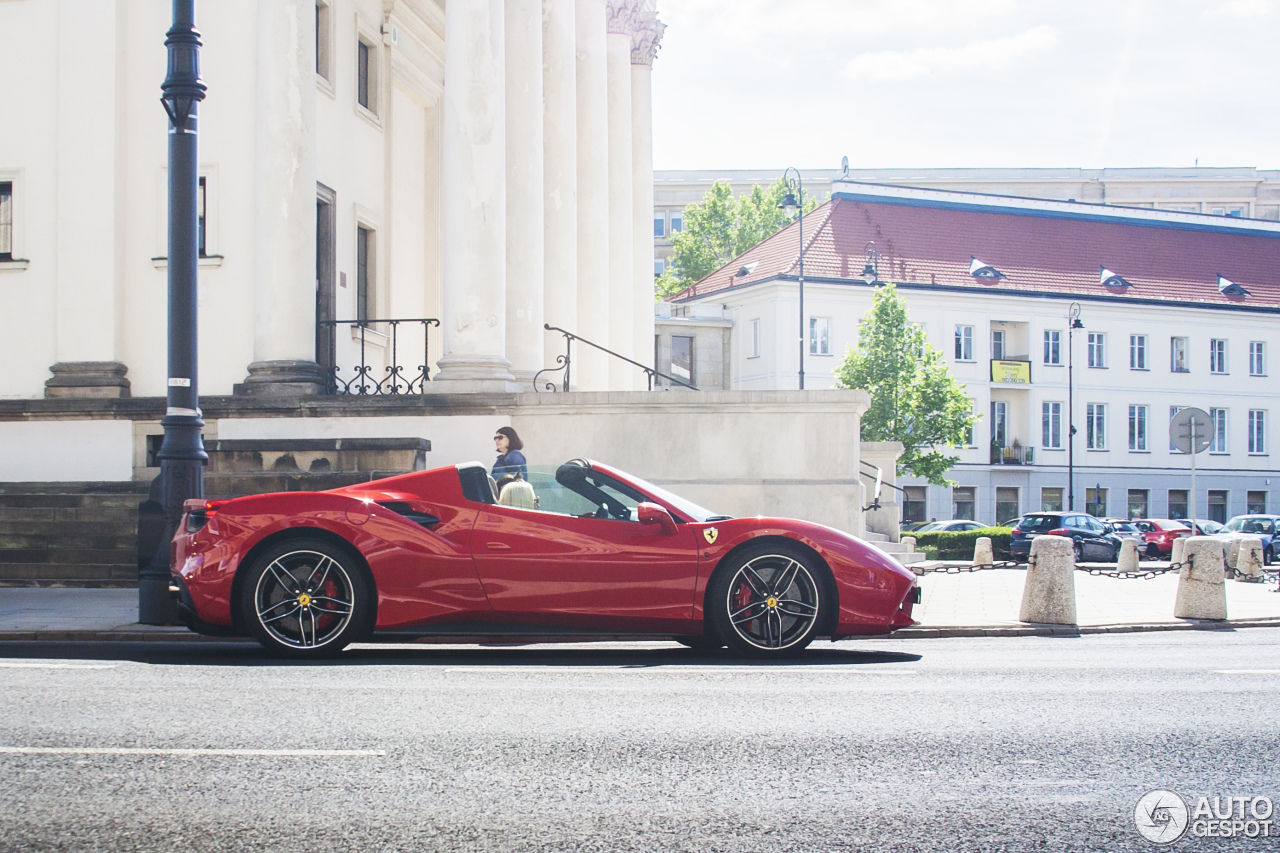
239, 536, 373, 658
1265, 546, 1274, 567
708, 543, 832, 657
1072, 540, 1084, 563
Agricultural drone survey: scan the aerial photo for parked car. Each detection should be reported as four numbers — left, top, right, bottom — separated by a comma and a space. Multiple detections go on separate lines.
900, 520, 932, 534
171, 459, 921, 658
1010, 513, 1123, 562
914, 519, 988, 533
1187, 519, 1225, 536
1131, 519, 1192, 558
1101, 518, 1148, 556
1215, 514, 1280, 565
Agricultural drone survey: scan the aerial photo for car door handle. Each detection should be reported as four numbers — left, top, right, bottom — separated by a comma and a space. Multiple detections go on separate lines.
485, 542, 512, 550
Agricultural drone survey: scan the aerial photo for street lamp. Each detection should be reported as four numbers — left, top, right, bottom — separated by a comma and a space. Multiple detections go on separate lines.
139, 0, 208, 623
862, 241, 881, 285
1067, 302, 1084, 512
779, 167, 805, 390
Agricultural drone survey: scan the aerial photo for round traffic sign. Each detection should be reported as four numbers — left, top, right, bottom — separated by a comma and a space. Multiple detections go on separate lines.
1169, 407, 1212, 455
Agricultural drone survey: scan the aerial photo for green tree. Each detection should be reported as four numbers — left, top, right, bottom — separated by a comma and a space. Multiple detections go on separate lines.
835, 283, 976, 485
656, 178, 817, 299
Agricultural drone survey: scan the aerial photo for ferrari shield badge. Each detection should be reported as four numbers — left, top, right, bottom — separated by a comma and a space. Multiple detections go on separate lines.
703, 527, 718, 545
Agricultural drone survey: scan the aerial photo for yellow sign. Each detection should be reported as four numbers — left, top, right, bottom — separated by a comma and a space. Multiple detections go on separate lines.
991, 360, 1031, 384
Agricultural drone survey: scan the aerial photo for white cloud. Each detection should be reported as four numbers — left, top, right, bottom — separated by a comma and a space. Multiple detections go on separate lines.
1208, 0, 1273, 18
842, 25, 1058, 81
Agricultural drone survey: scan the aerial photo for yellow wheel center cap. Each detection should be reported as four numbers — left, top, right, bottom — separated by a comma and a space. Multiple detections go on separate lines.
297, 593, 312, 607
766, 596, 777, 609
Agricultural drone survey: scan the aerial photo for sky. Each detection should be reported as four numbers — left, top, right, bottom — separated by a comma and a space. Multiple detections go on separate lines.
650, 0, 1280, 171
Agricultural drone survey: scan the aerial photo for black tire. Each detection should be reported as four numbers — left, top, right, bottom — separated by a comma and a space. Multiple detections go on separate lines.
1072, 540, 1084, 563
707, 542, 832, 658
1266, 547, 1274, 567
674, 636, 724, 653
1145, 544, 1159, 560
239, 536, 373, 658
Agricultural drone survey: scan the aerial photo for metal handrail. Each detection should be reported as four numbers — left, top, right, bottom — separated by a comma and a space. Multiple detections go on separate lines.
317, 317, 441, 395
535, 324, 698, 392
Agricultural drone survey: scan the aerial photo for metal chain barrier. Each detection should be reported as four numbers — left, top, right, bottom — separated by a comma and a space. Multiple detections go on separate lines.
916, 560, 1021, 575
1075, 560, 1187, 580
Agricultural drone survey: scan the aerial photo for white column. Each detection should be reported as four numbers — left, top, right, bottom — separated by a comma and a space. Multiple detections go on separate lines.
436, 0, 519, 392
240, 0, 324, 395
505, 0, 545, 388
630, 10, 664, 386
45, 0, 130, 398
605, 2, 634, 389
574, 0, 610, 391
543, 0, 578, 382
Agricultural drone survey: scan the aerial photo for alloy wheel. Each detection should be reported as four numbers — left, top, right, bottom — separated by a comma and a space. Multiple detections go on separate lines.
252, 549, 356, 650
722, 554, 821, 651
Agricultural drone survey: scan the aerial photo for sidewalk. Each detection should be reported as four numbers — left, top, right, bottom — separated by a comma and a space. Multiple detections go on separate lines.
0, 572, 1277, 642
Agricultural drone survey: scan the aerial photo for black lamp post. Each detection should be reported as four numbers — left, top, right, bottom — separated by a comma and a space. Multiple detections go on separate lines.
862, 241, 881, 285
779, 168, 804, 390
139, 0, 208, 624
1067, 302, 1084, 512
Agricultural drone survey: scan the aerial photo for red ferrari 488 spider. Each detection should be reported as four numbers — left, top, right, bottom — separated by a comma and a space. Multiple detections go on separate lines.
170, 459, 920, 658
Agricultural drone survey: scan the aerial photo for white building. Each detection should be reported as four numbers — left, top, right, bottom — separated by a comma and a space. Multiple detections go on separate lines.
672, 181, 1280, 526
0, 0, 665, 401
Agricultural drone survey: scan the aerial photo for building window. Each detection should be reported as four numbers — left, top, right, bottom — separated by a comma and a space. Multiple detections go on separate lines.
1209, 339, 1228, 374
809, 317, 830, 356
357, 37, 377, 113
962, 398, 975, 447
902, 486, 926, 523
1128, 489, 1149, 520
1128, 404, 1148, 451
0, 181, 12, 261
196, 176, 207, 257
1168, 489, 1188, 520
1086, 403, 1106, 450
954, 325, 973, 361
1250, 341, 1265, 376
671, 335, 694, 384
991, 329, 1006, 360
356, 224, 375, 323
1247, 490, 1267, 514
1043, 330, 1061, 365
1129, 335, 1147, 370
990, 401, 1008, 449
1041, 487, 1063, 512
1169, 405, 1186, 452
995, 487, 1019, 525
1210, 407, 1227, 453
952, 487, 976, 521
1249, 410, 1266, 454
1087, 332, 1106, 368
653, 258, 663, 276
1086, 487, 1107, 518
315, 2, 331, 81
1170, 337, 1189, 373
669, 211, 683, 233
1208, 490, 1228, 524
749, 319, 761, 359
1042, 401, 1062, 449
653, 212, 665, 238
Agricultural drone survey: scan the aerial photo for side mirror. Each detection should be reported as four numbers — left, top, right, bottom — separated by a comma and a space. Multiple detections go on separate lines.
637, 502, 677, 535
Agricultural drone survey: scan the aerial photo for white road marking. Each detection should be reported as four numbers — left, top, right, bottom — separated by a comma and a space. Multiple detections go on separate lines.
1214, 669, 1280, 674
0, 662, 118, 670
444, 665, 917, 675
0, 747, 384, 757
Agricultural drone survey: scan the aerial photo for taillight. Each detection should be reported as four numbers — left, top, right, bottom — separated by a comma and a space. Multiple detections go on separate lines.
1046, 528, 1070, 536
185, 499, 229, 533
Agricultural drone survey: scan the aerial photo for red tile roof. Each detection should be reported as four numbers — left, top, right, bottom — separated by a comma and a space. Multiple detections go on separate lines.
674, 186, 1280, 311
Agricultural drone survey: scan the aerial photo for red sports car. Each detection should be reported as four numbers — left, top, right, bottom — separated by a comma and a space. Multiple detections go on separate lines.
170, 459, 920, 658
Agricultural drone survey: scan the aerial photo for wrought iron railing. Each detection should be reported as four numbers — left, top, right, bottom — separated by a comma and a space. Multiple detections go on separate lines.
535, 324, 697, 392
317, 318, 440, 395
990, 444, 1034, 465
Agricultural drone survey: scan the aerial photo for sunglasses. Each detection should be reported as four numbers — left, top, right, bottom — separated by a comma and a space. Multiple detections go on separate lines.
493, 436, 504, 441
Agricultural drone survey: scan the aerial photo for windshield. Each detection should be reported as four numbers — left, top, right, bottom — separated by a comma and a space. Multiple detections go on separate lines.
1110, 521, 1139, 533
505, 462, 721, 523
1018, 515, 1061, 532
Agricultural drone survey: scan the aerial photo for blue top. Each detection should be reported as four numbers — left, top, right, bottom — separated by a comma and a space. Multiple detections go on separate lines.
492, 449, 528, 481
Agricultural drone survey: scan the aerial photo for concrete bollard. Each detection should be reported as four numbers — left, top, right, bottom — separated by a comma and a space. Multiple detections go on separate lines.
1117, 538, 1139, 573
902, 536, 916, 554
972, 536, 993, 567
1226, 538, 1241, 570
1020, 534, 1077, 625
1236, 536, 1265, 582
1173, 537, 1227, 620
1170, 536, 1187, 566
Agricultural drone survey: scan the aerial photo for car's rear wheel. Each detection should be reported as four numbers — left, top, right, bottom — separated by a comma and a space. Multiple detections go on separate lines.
1145, 543, 1160, 560
239, 537, 372, 658
708, 543, 831, 658
1265, 546, 1274, 567
1072, 540, 1084, 563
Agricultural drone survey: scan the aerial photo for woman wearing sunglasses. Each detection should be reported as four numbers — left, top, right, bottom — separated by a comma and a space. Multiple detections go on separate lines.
491, 426, 528, 481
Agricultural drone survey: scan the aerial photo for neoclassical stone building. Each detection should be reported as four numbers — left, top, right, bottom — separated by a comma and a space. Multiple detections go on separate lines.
0, 0, 664, 400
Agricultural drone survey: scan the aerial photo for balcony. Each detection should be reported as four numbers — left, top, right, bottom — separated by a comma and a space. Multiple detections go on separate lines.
990, 444, 1034, 465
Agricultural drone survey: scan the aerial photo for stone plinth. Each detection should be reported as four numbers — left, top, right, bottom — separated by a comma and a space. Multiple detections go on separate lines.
1117, 538, 1139, 573
973, 537, 993, 566
1174, 536, 1227, 620
44, 362, 131, 399
1236, 537, 1265, 582
1020, 535, 1077, 625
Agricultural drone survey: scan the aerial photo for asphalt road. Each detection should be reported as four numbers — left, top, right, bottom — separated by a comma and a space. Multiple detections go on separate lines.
1, 632, 1277, 852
